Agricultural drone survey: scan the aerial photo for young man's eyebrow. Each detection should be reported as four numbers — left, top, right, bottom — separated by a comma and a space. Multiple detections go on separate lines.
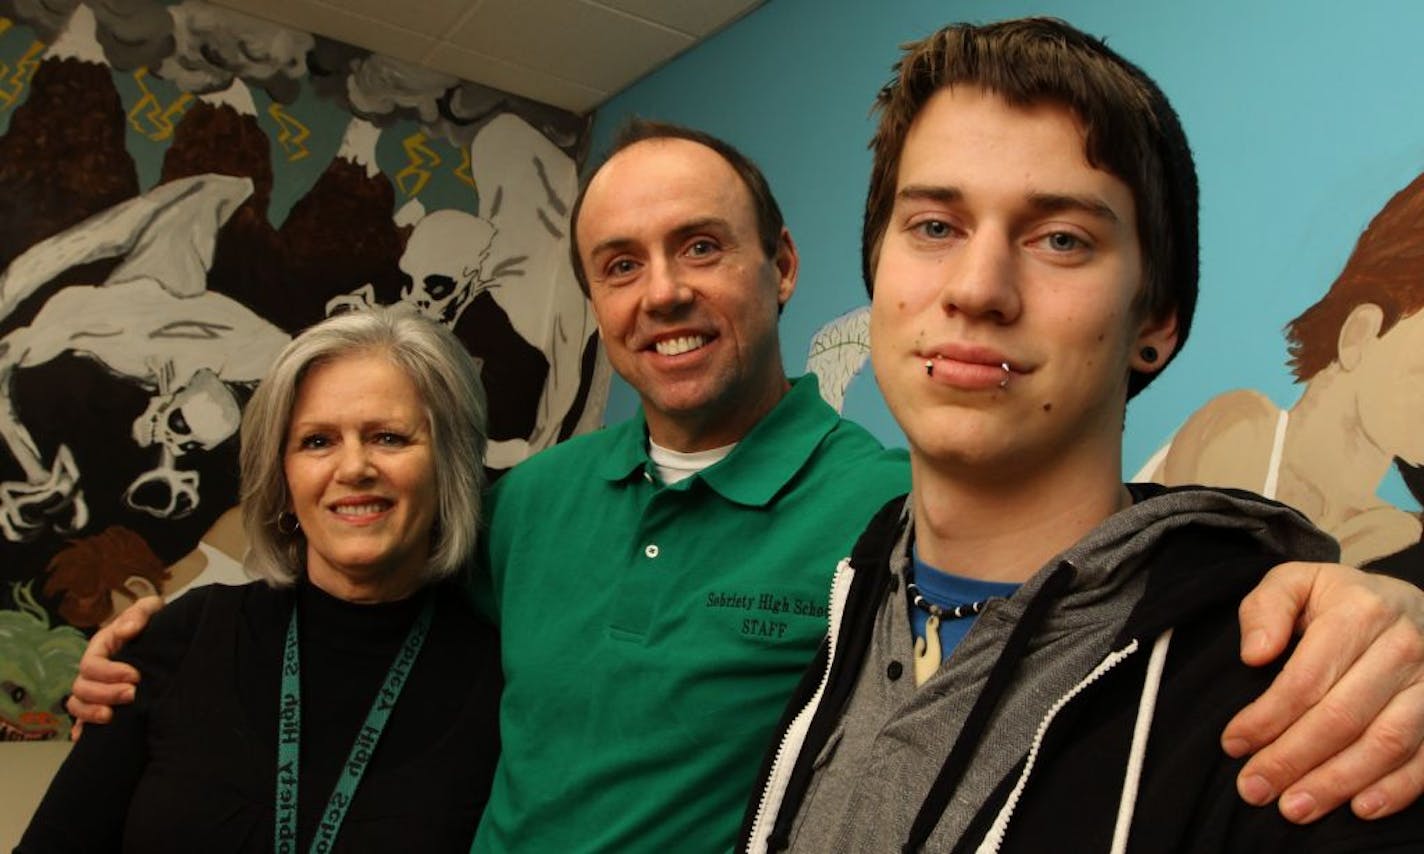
896, 185, 964, 205
895, 185, 1121, 224
1026, 192, 1121, 223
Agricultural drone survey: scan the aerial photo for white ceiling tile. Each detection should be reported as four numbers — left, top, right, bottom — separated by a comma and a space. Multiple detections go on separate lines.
210, 0, 437, 63
448, 0, 692, 93
304, 0, 475, 38
209, 0, 760, 114
588, 0, 761, 37
423, 42, 608, 114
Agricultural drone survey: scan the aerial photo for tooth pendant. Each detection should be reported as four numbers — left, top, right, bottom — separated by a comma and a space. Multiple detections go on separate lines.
913, 614, 942, 686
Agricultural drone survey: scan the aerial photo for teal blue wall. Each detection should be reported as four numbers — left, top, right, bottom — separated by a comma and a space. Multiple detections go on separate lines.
591, 0, 1424, 510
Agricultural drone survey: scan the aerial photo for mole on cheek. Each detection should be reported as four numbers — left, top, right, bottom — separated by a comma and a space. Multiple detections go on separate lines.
1096, 333, 1105, 342
1042, 402, 1053, 413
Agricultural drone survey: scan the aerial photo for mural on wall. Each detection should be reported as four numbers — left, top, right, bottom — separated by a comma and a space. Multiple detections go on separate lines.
0, 174, 288, 542
1, 582, 86, 742
0, 0, 607, 740
1144, 172, 1424, 567
806, 306, 870, 415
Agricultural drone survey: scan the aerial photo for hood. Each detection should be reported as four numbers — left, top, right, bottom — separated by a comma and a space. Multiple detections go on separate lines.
1096, 484, 1339, 641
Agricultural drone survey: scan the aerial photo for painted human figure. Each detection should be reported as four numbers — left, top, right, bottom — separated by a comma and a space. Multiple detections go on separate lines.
1159, 172, 1424, 565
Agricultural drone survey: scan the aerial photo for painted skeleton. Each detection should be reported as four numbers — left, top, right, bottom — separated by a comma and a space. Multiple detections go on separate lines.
0, 174, 290, 541
328, 114, 608, 469
330, 207, 500, 325
401, 209, 500, 326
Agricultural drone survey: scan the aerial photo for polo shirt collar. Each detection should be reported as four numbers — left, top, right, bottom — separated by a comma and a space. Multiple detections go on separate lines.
593, 375, 839, 508
595, 413, 654, 483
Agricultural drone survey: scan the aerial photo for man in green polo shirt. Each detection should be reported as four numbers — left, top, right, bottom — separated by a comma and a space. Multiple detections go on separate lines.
468, 122, 912, 851
70, 121, 1424, 850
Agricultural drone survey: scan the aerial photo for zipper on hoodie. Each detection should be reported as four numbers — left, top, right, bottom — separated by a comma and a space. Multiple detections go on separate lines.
973, 638, 1143, 853
745, 559, 856, 854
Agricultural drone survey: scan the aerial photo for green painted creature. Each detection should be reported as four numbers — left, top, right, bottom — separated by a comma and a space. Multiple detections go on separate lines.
0, 582, 87, 741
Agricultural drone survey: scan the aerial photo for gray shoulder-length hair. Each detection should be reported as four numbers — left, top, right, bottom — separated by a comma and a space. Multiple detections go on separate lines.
239, 306, 488, 587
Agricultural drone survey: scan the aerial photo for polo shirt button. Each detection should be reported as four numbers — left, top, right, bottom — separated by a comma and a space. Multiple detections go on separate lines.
643, 471, 653, 482
644, 544, 660, 559
886, 661, 904, 681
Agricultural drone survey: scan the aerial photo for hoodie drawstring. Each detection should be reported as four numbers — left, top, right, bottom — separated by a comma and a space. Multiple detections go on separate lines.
1110, 628, 1174, 854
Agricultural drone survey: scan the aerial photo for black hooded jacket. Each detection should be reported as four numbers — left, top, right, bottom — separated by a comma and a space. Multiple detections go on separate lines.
740, 485, 1423, 853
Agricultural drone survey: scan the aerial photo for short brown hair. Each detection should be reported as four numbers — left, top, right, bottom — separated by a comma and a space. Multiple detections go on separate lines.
42, 526, 169, 628
1285, 171, 1424, 380
569, 118, 785, 297
863, 18, 1199, 398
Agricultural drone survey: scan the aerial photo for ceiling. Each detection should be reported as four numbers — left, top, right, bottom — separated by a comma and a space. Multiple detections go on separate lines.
211, 0, 765, 115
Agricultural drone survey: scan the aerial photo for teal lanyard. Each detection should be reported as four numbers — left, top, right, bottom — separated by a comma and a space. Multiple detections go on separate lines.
275, 593, 435, 853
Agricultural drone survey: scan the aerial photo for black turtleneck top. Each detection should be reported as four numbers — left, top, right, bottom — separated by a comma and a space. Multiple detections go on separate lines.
19, 578, 501, 853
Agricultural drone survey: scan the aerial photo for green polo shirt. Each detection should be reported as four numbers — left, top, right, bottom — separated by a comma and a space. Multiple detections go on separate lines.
470, 376, 909, 852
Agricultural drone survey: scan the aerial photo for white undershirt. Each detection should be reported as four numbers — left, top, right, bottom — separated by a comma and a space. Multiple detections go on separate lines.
647, 440, 736, 485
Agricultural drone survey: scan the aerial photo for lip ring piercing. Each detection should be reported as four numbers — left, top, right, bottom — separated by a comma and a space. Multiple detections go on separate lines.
926, 359, 1012, 387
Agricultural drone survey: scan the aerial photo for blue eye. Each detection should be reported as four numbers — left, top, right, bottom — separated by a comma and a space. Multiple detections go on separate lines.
1045, 232, 1083, 251
915, 220, 952, 239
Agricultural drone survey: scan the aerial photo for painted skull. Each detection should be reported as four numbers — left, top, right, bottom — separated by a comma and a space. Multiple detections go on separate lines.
399, 209, 498, 327
131, 369, 242, 456
124, 369, 238, 518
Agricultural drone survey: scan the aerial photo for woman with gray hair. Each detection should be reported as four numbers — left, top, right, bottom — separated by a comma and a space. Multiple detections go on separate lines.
21, 306, 502, 852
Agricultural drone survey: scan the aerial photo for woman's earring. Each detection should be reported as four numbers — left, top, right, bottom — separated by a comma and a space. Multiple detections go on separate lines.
277, 512, 301, 535
1139, 346, 1159, 364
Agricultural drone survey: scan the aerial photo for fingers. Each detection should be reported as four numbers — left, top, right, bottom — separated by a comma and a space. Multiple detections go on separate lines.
1224, 602, 1369, 759
107, 595, 164, 645
1273, 682, 1424, 822
66, 691, 120, 726
1352, 735, 1424, 820
1227, 560, 1424, 821
69, 651, 141, 723
1225, 644, 1342, 793
1225, 564, 1400, 757
64, 596, 164, 725
1235, 562, 1321, 667
67, 655, 139, 724
84, 595, 162, 668
1233, 619, 1424, 821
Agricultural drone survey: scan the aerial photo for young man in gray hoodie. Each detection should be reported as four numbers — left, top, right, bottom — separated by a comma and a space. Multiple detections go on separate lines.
742, 17, 1423, 852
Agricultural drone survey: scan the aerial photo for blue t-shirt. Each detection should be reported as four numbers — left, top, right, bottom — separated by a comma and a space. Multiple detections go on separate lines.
908, 544, 1020, 663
